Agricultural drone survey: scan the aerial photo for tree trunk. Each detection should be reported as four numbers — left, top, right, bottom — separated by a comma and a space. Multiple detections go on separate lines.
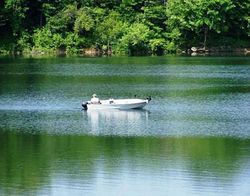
203, 26, 208, 50
107, 40, 110, 55
40, 9, 43, 26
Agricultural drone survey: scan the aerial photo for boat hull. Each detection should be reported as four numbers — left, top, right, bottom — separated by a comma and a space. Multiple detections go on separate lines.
85, 99, 149, 110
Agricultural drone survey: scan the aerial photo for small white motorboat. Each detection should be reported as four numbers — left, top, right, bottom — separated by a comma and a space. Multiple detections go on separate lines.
82, 94, 151, 110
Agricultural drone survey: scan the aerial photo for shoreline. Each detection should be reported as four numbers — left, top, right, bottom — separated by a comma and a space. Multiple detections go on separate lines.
0, 47, 249, 57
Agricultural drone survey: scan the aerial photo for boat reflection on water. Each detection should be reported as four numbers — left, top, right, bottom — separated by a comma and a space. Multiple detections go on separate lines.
83, 109, 149, 136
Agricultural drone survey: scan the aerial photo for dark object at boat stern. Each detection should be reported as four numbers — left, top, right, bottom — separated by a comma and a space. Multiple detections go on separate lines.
81, 102, 88, 110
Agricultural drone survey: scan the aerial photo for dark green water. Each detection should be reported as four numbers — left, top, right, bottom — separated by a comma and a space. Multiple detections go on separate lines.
0, 56, 250, 195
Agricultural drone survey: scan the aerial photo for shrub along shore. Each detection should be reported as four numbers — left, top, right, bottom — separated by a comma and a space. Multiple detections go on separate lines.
0, 0, 249, 56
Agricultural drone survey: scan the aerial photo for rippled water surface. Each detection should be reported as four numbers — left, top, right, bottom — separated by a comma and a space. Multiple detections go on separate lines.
0, 56, 250, 195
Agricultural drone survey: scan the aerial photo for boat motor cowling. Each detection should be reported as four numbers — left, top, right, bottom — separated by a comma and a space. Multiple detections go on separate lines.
81, 102, 88, 110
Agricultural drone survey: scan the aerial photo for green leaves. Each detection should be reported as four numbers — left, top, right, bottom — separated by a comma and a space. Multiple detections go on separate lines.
47, 4, 78, 34
94, 11, 126, 53
74, 9, 94, 34
3, 0, 28, 36
166, 0, 243, 49
116, 23, 152, 54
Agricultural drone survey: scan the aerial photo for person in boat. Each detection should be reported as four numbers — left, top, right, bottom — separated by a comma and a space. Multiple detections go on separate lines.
91, 94, 101, 104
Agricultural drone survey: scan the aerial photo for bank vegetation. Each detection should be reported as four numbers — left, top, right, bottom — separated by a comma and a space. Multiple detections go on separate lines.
0, 0, 249, 56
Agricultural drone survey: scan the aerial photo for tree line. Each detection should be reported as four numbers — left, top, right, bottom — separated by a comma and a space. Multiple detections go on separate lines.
0, 0, 249, 55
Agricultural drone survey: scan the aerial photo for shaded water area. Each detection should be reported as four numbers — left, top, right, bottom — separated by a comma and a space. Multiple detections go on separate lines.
0, 56, 250, 195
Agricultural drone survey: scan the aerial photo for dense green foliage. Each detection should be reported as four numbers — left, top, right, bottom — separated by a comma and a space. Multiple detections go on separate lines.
0, 0, 249, 55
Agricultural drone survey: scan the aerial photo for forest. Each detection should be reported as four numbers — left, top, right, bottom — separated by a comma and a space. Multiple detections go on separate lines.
0, 0, 249, 55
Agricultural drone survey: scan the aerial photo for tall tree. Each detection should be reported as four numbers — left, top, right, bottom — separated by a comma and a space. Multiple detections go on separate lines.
166, 0, 236, 49
95, 11, 125, 52
3, 0, 28, 36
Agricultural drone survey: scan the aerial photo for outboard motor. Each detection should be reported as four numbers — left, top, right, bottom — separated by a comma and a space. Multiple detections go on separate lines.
81, 102, 88, 110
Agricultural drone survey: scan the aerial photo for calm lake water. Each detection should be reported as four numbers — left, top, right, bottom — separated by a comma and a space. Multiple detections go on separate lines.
0, 56, 250, 195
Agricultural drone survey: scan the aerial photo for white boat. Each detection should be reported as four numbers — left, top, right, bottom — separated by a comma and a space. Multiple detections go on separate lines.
82, 94, 151, 110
